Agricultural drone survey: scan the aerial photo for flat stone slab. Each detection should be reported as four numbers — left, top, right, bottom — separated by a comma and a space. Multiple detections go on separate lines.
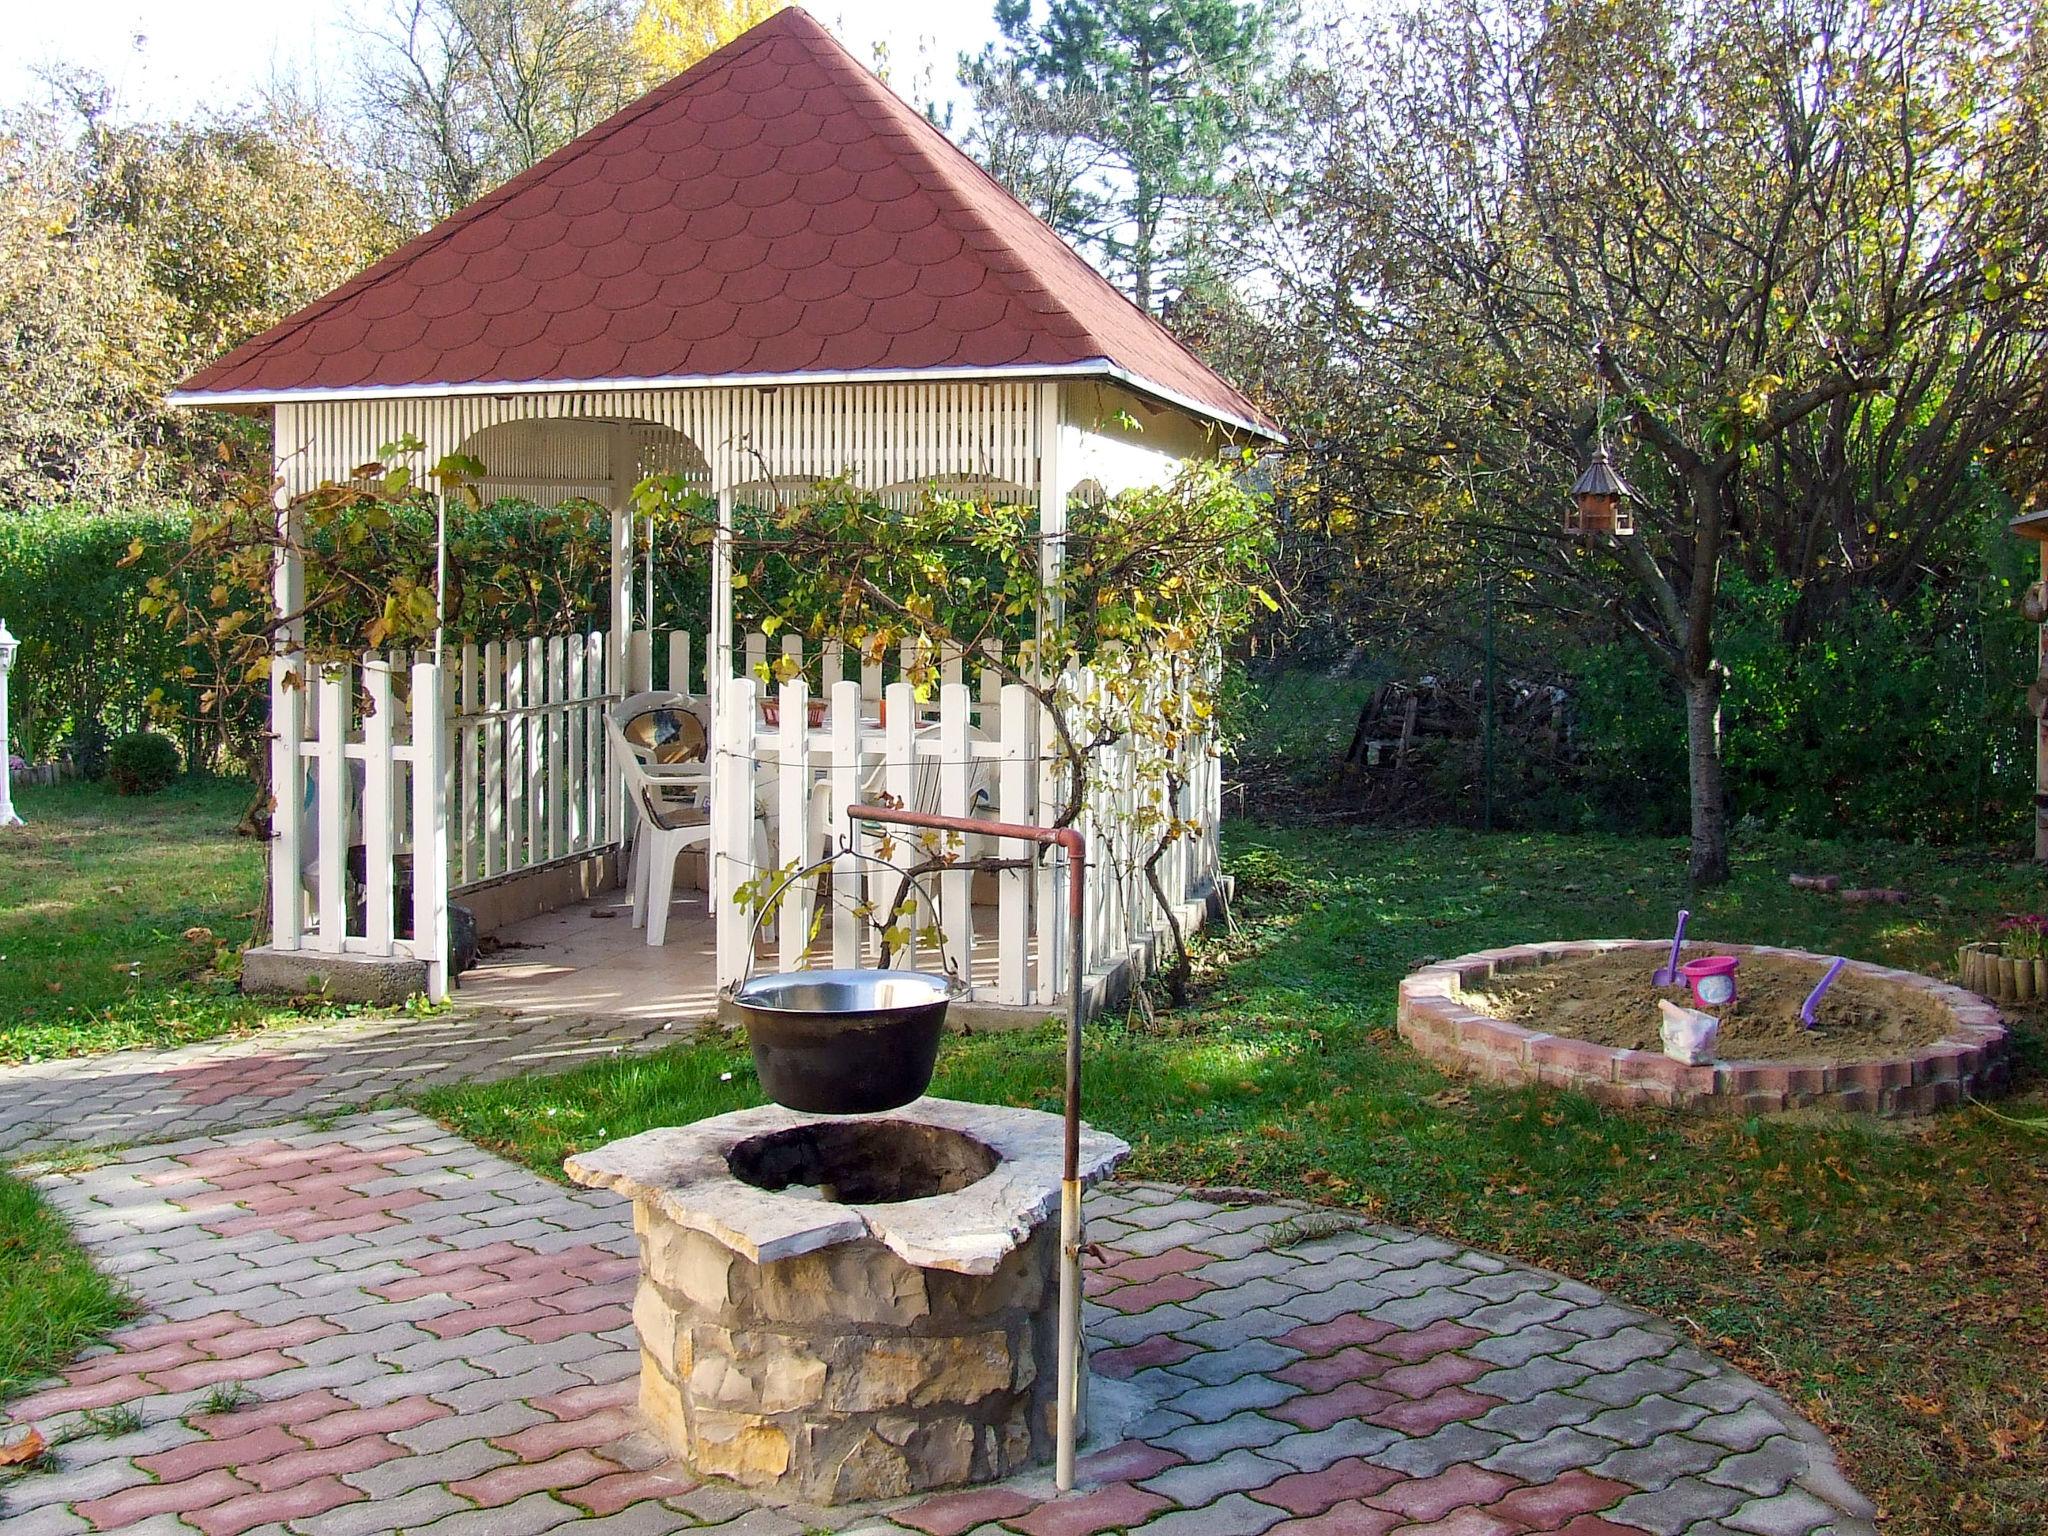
565, 1097, 1130, 1274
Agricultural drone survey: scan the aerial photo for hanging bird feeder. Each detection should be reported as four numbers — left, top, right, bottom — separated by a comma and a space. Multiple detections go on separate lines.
1566, 447, 1635, 537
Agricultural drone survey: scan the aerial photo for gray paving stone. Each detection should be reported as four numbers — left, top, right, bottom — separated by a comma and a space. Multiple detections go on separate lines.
1473, 1388, 1603, 1441
1181, 1276, 1303, 1317
1703, 1437, 1812, 1498
1258, 1420, 1404, 1471
1593, 1432, 1728, 1489
1466, 1323, 1589, 1369
1690, 1401, 1792, 1453
1561, 1325, 1679, 1373
1371, 1261, 1480, 1300
1569, 1359, 1696, 1408
1196, 1252, 1304, 1287
1604, 1476, 1748, 1535
1460, 1292, 1580, 1334
1553, 1301, 1648, 1339
1128, 1490, 1288, 1536
1138, 1447, 1292, 1506
1159, 1374, 1299, 1422
403, 1490, 581, 1536
1094, 1303, 1211, 1348
1156, 1410, 1296, 1461
292, 1482, 471, 1535
1350, 1289, 1474, 1329
1271, 1279, 1401, 1326
1478, 1424, 1618, 1482
1173, 1307, 1302, 1351
1470, 1354, 1596, 1404
1373, 1421, 1516, 1478
1580, 1394, 1713, 1447
1453, 1269, 1552, 1303
1722, 1487, 1844, 1536
1169, 1340, 1303, 1387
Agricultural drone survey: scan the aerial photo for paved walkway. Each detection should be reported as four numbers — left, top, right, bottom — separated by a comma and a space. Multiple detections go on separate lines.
4, 1110, 1875, 1536
0, 1009, 687, 1161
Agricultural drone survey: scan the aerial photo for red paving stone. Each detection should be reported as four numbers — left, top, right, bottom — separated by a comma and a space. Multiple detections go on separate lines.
1544, 1516, 1656, 1536
1072, 1438, 1187, 1486
1009, 1481, 1173, 1536
1274, 1380, 1405, 1432
242, 1434, 405, 1491
1366, 1386, 1502, 1436
148, 1350, 297, 1393
1375, 1352, 1491, 1399
76, 1469, 254, 1529
1393, 1511, 1521, 1536
514, 1303, 634, 1343
1279, 1315, 1403, 1356
898, 1484, 1038, 1534
1098, 1246, 1214, 1286
1372, 1321, 1488, 1364
135, 1424, 301, 1481
560, 1465, 701, 1514
1091, 1335, 1201, 1381
1277, 1345, 1399, 1394
111, 1312, 245, 1350
1094, 1271, 1216, 1313
496, 1407, 640, 1460
1266, 1500, 1406, 1535
1484, 1471, 1633, 1529
7, 1373, 158, 1419
187, 1474, 364, 1536
189, 1388, 353, 1436
451, 1448, 618, 1506
298, 1395, 452, 1447
533, 1378, 640, 1418
1253, 1458, 1410, 1517
1365, 1467, 1521, 1524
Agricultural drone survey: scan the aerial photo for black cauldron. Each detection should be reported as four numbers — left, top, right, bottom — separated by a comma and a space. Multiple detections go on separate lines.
731, 969, 952, 1114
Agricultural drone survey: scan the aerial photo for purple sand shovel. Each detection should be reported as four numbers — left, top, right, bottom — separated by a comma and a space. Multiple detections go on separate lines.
1802, 957, 1847, 1028
1653, 909, 1690, 986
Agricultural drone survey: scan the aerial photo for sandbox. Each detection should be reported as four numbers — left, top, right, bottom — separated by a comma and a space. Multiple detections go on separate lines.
1398, 940, 2009, 1115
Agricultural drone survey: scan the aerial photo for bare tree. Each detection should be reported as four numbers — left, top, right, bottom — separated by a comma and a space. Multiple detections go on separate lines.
352, 0, 640, 225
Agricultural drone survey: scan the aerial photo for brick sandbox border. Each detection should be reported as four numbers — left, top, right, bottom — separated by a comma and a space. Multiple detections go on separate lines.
1398, 940, 2011, 1116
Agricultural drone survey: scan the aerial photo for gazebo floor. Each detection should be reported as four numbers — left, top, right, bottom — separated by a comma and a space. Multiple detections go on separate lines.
456, 888, 1042, 1028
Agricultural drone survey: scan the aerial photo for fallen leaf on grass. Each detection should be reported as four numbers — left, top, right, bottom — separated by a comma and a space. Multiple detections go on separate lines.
0, 1429, 47, 1466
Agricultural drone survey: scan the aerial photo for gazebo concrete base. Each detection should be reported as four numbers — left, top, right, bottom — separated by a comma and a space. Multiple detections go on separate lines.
241, 945, 428, 1007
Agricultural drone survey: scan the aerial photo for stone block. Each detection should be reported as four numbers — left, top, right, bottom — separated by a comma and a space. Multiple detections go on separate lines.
692, 1409, 794, 1482
241, 945, 427, 1006
752, 1240, 931, 1328
645, 1222, 734, 1312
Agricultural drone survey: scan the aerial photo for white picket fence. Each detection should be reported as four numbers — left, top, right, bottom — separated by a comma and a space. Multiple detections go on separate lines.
272, 624, 1223, 1009
271, 655, 448, 997
709, 667, 1222, 1005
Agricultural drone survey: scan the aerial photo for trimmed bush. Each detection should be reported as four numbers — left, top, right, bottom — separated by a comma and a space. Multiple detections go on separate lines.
106, 731, 181, 795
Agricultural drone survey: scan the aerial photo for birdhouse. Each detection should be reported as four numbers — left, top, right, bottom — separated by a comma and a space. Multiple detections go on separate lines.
1567, 447, 1634, 537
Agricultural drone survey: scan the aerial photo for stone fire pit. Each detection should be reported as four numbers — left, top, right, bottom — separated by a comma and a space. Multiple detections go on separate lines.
565, 1098, 1129, 1505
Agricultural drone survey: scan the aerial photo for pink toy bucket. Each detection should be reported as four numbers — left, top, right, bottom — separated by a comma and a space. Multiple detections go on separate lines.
1679, 955, 1739, 1009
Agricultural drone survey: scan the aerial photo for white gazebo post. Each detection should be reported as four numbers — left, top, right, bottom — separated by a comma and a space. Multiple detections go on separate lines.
0, 619, 21, 827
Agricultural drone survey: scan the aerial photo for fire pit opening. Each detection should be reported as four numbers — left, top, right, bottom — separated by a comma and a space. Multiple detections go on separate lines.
727, 1120, 999, 1204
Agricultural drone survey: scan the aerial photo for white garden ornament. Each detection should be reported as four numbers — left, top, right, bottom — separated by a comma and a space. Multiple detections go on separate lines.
0, 618, 21, 827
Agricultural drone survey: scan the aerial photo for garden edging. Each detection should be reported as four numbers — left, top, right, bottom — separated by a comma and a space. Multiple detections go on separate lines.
1398, 940, 2010, 1116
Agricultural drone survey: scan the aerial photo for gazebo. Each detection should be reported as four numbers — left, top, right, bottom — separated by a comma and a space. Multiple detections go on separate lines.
170, 6, 1278, 1007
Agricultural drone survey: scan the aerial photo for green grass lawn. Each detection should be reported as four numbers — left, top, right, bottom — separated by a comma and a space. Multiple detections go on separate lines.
421, 823, 2048, 1536
0, 777, 360, 1064
0, 1171, 131, 1405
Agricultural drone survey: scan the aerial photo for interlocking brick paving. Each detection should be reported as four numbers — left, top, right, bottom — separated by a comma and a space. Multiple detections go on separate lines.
1, 1111, 1875, 1536
0, 1008, 685, 1159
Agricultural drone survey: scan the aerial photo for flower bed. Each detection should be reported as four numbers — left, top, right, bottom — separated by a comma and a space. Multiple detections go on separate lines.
1398, 940, 2010, 1116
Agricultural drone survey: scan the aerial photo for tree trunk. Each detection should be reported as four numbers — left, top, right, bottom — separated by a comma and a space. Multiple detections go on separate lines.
1684, 665, 1730, 884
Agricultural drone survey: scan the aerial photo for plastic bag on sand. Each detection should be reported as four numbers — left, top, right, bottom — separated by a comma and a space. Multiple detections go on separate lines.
1657, 998, 1719, 1065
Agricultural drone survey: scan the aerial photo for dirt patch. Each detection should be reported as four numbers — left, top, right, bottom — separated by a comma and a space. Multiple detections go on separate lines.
1471, 947, 1956, 1061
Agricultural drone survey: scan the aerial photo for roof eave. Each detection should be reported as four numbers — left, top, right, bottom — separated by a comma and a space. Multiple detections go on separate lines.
167, 359, 1285, 443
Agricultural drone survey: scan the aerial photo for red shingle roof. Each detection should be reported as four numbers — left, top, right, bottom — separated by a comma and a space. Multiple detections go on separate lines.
171, 7, 1276, 437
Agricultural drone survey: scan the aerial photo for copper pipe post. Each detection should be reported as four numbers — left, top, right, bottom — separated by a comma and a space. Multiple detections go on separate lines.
849, 803, 1089, 1489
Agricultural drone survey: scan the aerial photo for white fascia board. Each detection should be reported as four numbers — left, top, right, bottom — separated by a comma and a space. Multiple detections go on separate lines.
168, 359, 1285, 443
